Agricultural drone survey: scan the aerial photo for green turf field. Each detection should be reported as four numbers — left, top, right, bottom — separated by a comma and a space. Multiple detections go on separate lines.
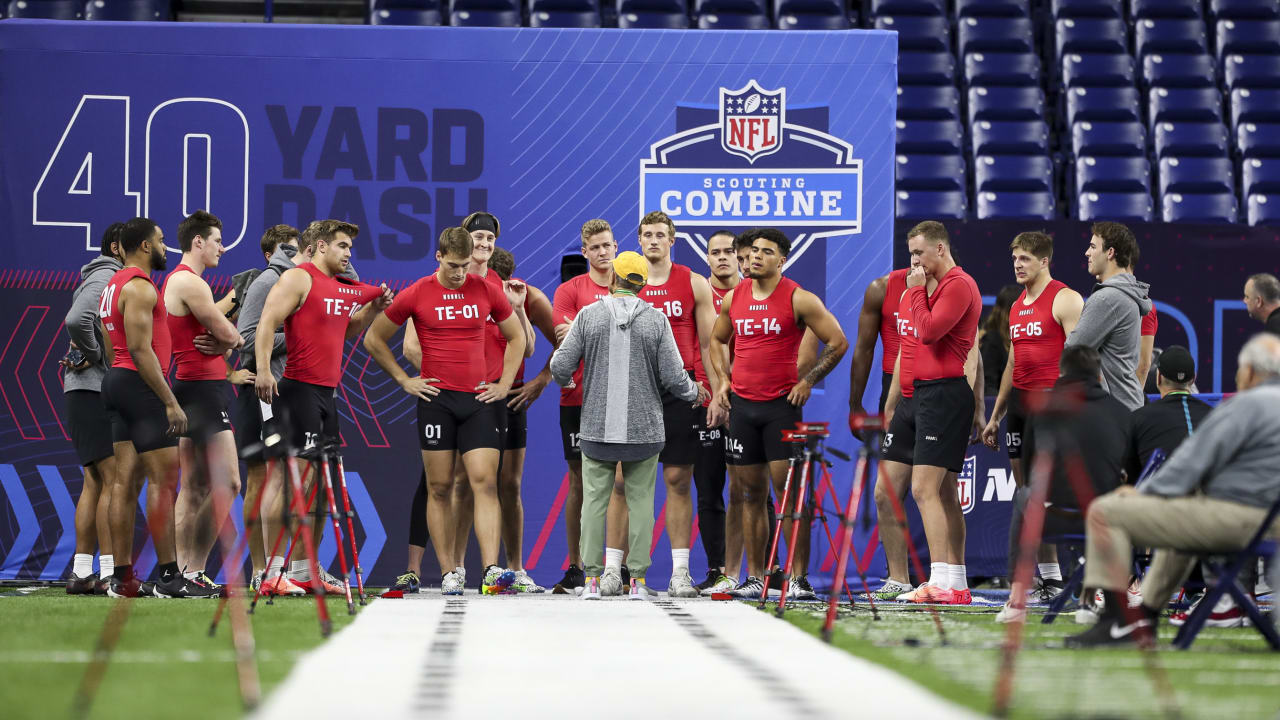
0, 586, 360, 720
785, 601, 1280, 719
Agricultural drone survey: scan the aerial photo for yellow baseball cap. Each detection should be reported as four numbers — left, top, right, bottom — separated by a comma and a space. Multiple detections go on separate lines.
612, 251, 648, 286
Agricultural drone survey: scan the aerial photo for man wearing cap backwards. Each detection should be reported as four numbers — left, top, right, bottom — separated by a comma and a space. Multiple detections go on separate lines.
551, 251, 708, 600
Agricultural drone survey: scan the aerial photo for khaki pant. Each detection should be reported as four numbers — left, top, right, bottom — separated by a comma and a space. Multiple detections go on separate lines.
1083, 491, 1277, 606
580, 452, 659, 578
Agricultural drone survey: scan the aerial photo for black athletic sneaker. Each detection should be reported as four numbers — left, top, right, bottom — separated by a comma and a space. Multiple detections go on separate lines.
694, 568, 721, 593
1065, 601, 1157, 648
106, 575, 145, 598
552, 564, 586, 595
767, 568, 786, 597
788, 575, 818, 601
381, 571, 421, 599
93, 577, 109, 595
66, 573, 98, 595
154, 574, 221, 599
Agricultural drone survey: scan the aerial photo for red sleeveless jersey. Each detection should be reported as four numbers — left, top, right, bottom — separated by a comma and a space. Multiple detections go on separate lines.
694, 280, 736, 400
906, 266, 981, 382
896, 296, 919, 399
1142, 305, 1158, 337
283, 263, 383, 388
552, 273, 610, 406
163, 264, 226, 382
387, 273, 512, 393
710, 283, 730, 313
1010, 279, 1069, 390
880, 269, 909, 374
100, 266, 171, 375
728, 276, 804, 402
639, 263, 700, 372
480, 270, 529, 384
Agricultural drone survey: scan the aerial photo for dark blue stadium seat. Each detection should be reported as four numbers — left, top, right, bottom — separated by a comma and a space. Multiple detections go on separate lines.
1239, 122, 1280, 157
875, 16, 950, 52
957, 17, 1035, 55
955, 0, 1028, 17
1072, 120, 1147, 157
1217, 20, 1280, 59
1224, 54, 1280, 89
896, 189, 968, 219
1066, 86, 1141, 124
900, 52, 958, 86
1243, 158, 1280, 195
1246, 194, 1280, 225
1077, 191, 1155, 221
974, 154, 1053, 191
618, 0, 682, 12
693, 0, 763, 15
972, 120, 1049, 155
7, 0, 81, 17
371, 0, 441, 8
617, 10, 688, 26
1132, 0, 1200, 19
1056, 18, 1128, 58
977, 190, 1056, 219
1142, 53, 1218, 89
1061, 53, 1134, 87
896, 154, 967, 191
1149, 87, 1225, 124
1158, 156, 1235, 195
1211, 0, 1280, 21
1234, 89, 1280, 129
896, 119, 965, 155
696, 11, 769, 27
871, 0, 943, 15
1154, 121, 1231, 158
774, 0, 840, 16
529, 9, 602, 25
1162, 191, 1239, 223
529, 0, 599, 10
1075, 156, 1151, 193
1135, 18, 1210, 58
965, 51, 1041, 86
777, 13, 848, 28
1051, 0, 1119, 18
449, 7, 521, 24
967, 86, 1044, 123
84, 0, 169, 19
370, 6, 442, 22
898, 85, 961, 120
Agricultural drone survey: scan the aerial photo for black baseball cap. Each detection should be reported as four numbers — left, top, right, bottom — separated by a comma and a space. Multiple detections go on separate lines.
1157, 345, 1195, 383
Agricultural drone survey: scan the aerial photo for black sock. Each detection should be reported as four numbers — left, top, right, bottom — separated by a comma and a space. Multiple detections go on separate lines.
113, 564, 134, 581
159, 562, 180, 581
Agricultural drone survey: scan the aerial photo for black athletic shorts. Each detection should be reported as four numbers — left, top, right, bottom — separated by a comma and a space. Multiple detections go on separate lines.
913, 377, 975, 473
417, 389, 500, 453
173, 379, 232, 444
276, 377, 340, 457
660, 391, 703, 465
503, 403, 527, 451
877, 371, 895, 416
726, 394, 801, 466
560, 405, 582, 460
102, 368, 179, 454
1004, 386, 1046, 460
66, 390, 114, 466
881, 395, 916, 465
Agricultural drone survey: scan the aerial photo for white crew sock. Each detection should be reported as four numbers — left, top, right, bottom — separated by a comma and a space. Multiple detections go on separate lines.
672, 548, 690, 573
605, 548, 624, 574
950, 564, 968, 591
73, 553, 93, 579
267, 556, 285, 579
99, 554, 114, 578
1038, 562, 1062, 582
928, 562, 947, 587
291, 559, 311, 580
183, 568, 204, 580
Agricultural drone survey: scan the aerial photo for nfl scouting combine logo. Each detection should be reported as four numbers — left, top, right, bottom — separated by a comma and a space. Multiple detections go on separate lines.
957, 456, 977, 514
640, 80, 862, 269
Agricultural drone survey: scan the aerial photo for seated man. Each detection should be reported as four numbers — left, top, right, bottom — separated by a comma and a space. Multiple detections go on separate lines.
1126, 345, 1212, 482
997, 345, 1132, 623
1067, 333, 1280, 648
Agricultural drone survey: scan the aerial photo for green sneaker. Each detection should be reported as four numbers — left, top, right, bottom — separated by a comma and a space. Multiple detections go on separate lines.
871, 579, 914, 601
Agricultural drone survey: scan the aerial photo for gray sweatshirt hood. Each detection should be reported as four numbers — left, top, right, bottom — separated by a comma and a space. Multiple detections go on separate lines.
79, 255, 122, 281
267, 244, 298, 273
1095, 272, 1153, 316
604, 294, 648, 329
63, 255, 123, 394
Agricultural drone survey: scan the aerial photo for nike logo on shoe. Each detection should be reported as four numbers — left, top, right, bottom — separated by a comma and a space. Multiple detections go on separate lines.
1109, 619, 1151, 639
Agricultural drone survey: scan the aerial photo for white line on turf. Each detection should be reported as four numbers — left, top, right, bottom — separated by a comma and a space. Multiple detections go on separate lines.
254, 592, 981, 719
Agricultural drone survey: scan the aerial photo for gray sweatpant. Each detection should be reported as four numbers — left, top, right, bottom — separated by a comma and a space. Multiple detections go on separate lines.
580, 452, 660, 578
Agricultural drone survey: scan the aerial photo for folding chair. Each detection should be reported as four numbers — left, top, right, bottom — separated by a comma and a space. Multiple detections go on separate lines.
1172, 492, 1280, 650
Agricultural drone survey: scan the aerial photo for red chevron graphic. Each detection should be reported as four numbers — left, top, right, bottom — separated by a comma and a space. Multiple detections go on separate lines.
38, 316, 69, 441
0, 306, 49, 439
526, 471, 570, 570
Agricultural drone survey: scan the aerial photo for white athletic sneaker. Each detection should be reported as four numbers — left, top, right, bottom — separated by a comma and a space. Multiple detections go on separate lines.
441, 570, 465, 596
995, 602, 1027, 624
703, 574, 738, 596
1075, 590, 1104, 625
869, 579, 913, 601
511, 570, 545, 593
600, 567, 624, 597
455, 566, 467, 587
629, 578, 656, 600
581, 576, 601, 600
668, 569, 699, 598
731, 576, 765, 599
787, 576, 818, 601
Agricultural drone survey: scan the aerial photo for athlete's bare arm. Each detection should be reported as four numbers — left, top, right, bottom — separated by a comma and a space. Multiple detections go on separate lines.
884, 348, 903, 427
364, 313, 440, 403
1137, 334, 1155, 387
402, 317, 422, 371
849, 275, 888, 413
345, 284, 394, 340
789, 290, 849, 407
122, 279, 186, 435
690, 273, 720, 393
1053, 288, 1084, 337
965, 326, 985, 443
214, 287, 237, 318
254, 267, 310, 402
982, 345, 1016, 450
173, 273, 242, 352
797, 329, 821, 379
505, 280, 535, 359
708, 288, 735, 415
511, 285, 557, 410
478, 314, 525, 404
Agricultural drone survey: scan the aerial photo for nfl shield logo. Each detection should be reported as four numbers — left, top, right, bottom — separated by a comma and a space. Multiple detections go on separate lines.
720, 80, 785, 163
957, 456, 976, 514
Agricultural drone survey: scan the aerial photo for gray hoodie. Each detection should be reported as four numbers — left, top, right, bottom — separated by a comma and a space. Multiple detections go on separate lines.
550, 294, 698, 450
63, 255, 123, 393
1064, 272, 1152, 411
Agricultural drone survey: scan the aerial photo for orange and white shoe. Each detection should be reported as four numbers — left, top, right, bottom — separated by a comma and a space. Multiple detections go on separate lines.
895, 583, 933, 602
290, 570, 345, 595
950, 588, 973, 605
260, 574, 306, 597
910, 585, 957, 604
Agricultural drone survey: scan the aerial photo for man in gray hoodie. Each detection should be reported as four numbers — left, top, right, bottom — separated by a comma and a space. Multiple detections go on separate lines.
551, 251, 706, 599
61, 223, 125, 594
1064, 221, 1152, 411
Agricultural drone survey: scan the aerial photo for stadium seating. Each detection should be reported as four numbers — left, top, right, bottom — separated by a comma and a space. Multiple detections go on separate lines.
974, 154, 1052, 192
1051, 0, 1121, 19
1211, 0, 1280, 21
874, 15, 950, 52
528, 9, 602, 25
1134, 18, 1209, 59
1247, 194, 1280, 225
1231, 88, 1280, 129
895, 189, 967, 219
1238, 123, 1280, 158
1072, 120, 1146, 157
1056, 18, 1128, 58
971, 120, 1048, 156
616, 11, 688, 26
83, 0, 169, 19
1075, 156, 1151, 193
1132, 0, 1201, 19
1224, 54, 1280, 90
777, 13, 848, 28
6, 0, 82, 17
898, 85, 961, 120
1242, 158, 1280, 196
954, 0, 1028, 17
1066, 86, 1140, 124
896, 119, 965, 155
1158, 157, 1235, 195
449, 8, 521, 25
1061, 53, 1134, 88
1216, 19, 1280, 59
773, 0, 840, 16
895, 154, 966, 191
976, 190, 1055, 220
370, 6, 442, 22
1077, 190, 1154, 222
697, 12, 770, 28
1162, 192, 1239, 223
871, 0, 944, 15
900, 52, 957, 85
967, 86, 1044, 123
965, 51, 1041, 86
1152, 121, 1230, 158
1149, 87, 1225, 124
957, 16, 1035, 55
1142, 53, 1218, 90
